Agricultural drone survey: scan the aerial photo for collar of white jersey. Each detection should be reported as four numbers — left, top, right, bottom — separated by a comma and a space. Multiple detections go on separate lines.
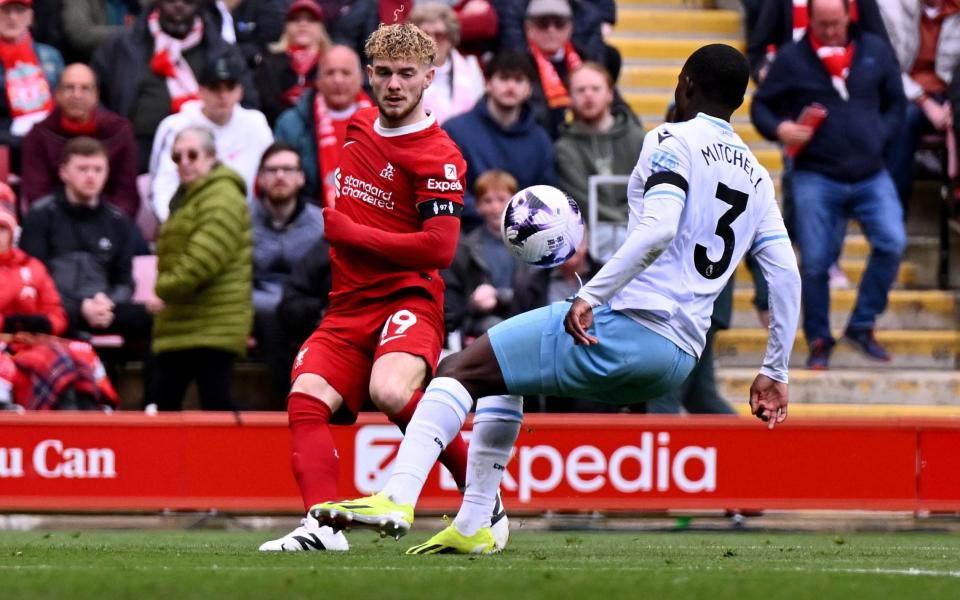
696, 112, 734, 133
374, 112, 436, 137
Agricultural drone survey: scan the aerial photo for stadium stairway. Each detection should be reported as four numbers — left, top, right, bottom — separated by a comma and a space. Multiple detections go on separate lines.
609, 1, 960, 410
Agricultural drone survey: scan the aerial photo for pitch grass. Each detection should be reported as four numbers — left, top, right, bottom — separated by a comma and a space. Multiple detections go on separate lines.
1, 529, 959, 599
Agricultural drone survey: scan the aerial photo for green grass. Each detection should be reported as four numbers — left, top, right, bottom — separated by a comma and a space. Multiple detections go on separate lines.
1, 529, 959, 599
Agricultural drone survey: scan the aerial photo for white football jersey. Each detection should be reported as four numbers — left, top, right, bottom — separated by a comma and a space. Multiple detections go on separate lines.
609, 113, 789, 358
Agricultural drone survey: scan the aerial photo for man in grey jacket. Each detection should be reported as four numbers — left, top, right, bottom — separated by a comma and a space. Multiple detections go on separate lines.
554, 62, 643, 260
251, 142, 324, 407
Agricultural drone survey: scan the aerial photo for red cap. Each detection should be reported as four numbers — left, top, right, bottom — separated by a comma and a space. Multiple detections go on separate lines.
286, 0, 323, 21
0, 0, 33, 7
0, 186, 17, 232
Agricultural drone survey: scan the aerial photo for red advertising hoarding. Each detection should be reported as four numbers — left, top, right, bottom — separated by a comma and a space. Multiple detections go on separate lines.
0, 412, 957, 512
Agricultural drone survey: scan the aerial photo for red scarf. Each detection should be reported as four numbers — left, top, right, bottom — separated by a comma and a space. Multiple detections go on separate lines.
282, 45, 321, 107
148, 10, 204, 113
529, 41, 582, 109
60, 113, 98, 135
314, 91, 373, 207
792, 0, 859, 41
809, 30, 855, 100
0, 33, 54, 136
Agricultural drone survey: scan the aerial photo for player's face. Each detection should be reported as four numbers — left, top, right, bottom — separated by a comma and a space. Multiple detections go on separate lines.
569, 68, 613, 123
476, 187, 512, 233
258, 150, 305, 202
486, 72, 532, 111
368, 58, 434, 127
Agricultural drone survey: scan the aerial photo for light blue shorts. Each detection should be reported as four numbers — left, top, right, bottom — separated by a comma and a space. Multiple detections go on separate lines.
488, 301, 696, 405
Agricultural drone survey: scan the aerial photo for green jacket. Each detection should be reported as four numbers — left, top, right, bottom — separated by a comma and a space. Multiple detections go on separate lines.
152, 164, 253, 356
554, 105, 645, 222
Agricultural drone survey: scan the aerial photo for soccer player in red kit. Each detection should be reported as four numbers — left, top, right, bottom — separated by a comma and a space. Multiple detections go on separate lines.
259, 23, 505, 552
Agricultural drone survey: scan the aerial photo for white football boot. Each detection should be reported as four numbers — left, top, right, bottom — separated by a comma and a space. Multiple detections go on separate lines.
258, 517, 349, 552
490, 491, 509, 551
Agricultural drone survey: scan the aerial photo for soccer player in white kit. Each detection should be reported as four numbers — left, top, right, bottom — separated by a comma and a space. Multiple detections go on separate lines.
312, 44, 802, 554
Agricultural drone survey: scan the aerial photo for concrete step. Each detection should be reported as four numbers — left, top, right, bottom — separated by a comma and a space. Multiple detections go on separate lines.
621, 64, 754, 93
718, 368, 960, 406
714, 329, 960, 369
625, 91, 752, 117
620, 0, 715, 8
731, 288, 958, 330
735, 257, 918, 288
615, 9, 741, 35
609, 37, 744, 61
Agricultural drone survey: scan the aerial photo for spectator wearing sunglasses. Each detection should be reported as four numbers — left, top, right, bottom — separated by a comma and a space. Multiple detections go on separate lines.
148, 51, 273, 222
152, 125, 252, 411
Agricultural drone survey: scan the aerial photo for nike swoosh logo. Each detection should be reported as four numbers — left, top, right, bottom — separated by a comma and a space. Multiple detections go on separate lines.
380, 334, 407, 345
343, 141, 356, 147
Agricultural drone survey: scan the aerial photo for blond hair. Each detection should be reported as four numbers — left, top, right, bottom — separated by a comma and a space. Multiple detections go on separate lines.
474, 170, 518, 199
409, 2, 461, 48
364, 22, 437, 66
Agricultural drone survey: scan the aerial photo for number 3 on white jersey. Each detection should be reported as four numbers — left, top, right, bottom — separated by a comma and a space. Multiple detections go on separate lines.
380, 309, 418, 345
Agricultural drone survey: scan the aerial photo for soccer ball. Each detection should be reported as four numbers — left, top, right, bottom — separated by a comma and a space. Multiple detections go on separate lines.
501, 185, 584, 268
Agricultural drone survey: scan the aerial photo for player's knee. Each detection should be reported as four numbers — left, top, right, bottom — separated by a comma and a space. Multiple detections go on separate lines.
289, 374, 341, 416
368, 378, 412, 416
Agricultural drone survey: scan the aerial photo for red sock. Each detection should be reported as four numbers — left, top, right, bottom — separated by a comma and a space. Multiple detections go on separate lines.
390, 389, 469, 489
288, 391, 339, 511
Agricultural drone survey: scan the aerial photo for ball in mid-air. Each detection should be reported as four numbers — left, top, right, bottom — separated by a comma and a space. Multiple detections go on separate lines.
500, 185, 584, 268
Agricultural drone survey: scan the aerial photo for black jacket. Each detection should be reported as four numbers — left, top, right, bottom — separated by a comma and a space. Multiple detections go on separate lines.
277, 238, 332, 347
747, 0, 889, 82
19, 191, 135, 329
90, 11, 259, 128
751, 29, 905, 182
254, 51, 319, 126
204, 0, 286, 67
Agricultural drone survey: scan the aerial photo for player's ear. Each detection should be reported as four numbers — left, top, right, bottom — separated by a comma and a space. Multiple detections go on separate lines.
423, 64, 435, 89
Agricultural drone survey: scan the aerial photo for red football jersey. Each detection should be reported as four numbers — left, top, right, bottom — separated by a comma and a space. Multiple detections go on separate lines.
330, 107, 467, 305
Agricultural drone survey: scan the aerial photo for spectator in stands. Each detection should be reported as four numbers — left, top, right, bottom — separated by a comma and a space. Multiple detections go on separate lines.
149, 52, 273, 222
19, 137, 153, 347
274, 44, 370, 205
254, 0, 331, 126
410, 2, 485, 125
500, 0, 617, 80
61, 0, 144, 63
277, 236, 331, 353
152, 126, 252, 411
91, 0, 258, 173
251, 142, 324, 407
544, 231, 600, 304
444, 50, 555, 227
0, 0, 64, 172
204, 0, 287, 68
747, 0, 889, 83
442, 170, 547, 340
521, 0, 582, 139
554, 62, 643, 261
751, 0, 906, 369
878, 0, 959, 212
322, 0, 378, 64
0, 184, 66, 336
21, 63, 140, 221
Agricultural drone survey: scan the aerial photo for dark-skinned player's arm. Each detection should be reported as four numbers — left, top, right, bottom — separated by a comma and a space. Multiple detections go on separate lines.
747, 187, 801, 430
322, 199, 461, 271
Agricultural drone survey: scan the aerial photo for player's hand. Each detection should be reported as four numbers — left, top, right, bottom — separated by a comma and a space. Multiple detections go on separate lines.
322, 208, 357, 247
776, 121, 813, 146
563, 297, 598, 346
749, 373, 788, 430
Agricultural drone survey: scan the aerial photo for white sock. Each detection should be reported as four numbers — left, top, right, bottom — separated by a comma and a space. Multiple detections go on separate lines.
381, 377, 473, 506
454, 395, 522, 536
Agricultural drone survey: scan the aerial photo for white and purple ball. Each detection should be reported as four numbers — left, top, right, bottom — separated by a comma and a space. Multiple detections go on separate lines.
500, 185, 584, 268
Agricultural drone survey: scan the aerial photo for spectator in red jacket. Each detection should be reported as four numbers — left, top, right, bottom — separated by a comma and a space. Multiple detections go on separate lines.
20, 63, 140, 220
0, 184, 67, 336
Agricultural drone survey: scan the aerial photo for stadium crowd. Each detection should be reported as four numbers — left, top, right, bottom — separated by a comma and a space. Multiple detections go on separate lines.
0, 0, 956, 413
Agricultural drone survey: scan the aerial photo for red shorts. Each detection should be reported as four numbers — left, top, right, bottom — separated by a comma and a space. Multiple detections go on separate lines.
291, 290, 444, 423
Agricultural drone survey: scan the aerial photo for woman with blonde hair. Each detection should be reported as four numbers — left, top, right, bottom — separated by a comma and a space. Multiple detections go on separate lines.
254, 0, 332, 125
410, 2, 485, 124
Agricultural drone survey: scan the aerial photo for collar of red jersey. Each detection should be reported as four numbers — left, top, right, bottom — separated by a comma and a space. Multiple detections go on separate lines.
373, 112, 437, 138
